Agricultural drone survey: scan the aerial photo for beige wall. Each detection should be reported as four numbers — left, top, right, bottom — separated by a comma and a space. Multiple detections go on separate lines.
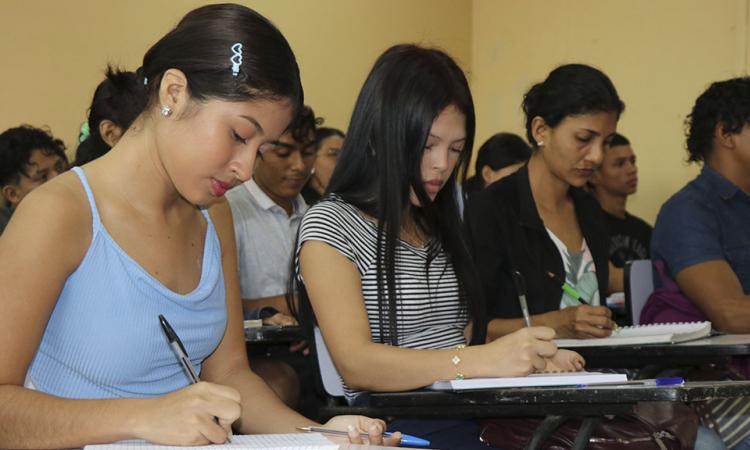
0, 0, 471, 159
2, 1, 748, 223
472, 0, 750, 223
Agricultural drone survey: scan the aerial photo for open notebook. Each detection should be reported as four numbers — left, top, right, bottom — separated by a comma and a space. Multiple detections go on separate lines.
84, 433, 337, 450
554, 321, 712, 348
428, 371, 627, 390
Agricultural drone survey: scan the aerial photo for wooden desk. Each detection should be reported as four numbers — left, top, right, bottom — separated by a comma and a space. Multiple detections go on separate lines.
565, 334, 750, 368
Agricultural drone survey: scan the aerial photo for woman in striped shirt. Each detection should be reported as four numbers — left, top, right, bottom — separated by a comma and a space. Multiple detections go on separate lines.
294, 44, 584, 450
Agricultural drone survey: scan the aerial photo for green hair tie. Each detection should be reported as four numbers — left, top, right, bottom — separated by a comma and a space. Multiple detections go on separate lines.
79, 122, 90, 143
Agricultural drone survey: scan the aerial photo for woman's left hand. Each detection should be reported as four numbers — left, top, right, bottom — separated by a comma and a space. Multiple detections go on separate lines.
323, 415, 402, 446
544, 349, 585, 372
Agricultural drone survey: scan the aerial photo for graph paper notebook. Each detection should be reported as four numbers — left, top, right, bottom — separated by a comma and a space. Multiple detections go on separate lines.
428, 371, 627, 390
554, 321, 712, 348
83, 433, 337, 450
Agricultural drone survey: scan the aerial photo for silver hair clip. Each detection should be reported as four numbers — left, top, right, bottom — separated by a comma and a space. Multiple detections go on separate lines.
231, 43, 243, 77
143, 77, 148, 86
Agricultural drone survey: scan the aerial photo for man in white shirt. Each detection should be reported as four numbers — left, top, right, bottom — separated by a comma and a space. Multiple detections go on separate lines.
227, 105, 318, 318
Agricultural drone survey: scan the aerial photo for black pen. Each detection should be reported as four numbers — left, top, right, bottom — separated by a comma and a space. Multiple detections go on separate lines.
511, 270, 532, 327
158, 314, 232, 442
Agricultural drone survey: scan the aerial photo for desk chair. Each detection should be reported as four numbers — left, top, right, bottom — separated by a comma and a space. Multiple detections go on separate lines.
624, 259, 653, 326
313, 327, 345, 397
311, 327, 381, 420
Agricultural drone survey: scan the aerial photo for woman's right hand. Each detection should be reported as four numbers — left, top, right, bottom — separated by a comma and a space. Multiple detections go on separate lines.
133, 382, 240, 445
478, 326, 558, 377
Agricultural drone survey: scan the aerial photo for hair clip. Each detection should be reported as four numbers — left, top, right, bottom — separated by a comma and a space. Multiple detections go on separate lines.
143, 77, 148, 86
230, 43, 243, 77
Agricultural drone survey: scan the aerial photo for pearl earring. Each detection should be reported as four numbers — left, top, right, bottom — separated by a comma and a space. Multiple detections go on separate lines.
537, 140, 544, 146
160, 105, 172, 117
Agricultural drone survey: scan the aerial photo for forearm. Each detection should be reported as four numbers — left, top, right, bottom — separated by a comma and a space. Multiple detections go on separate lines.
608, 265, 624, 293
705, 296, 750, 333
219, 369, 312, 434
0, 385, 142, 449
332, 342, 495, 392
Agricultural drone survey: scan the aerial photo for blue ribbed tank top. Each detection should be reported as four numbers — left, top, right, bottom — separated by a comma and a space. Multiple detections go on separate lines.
27, 167, 227, 399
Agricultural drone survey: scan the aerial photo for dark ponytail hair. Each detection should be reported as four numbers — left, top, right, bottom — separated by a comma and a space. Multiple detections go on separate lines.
295, 44, 486, 346
522, 64, 624, 147
138, 3, 302, 116
74, 67, 145, 166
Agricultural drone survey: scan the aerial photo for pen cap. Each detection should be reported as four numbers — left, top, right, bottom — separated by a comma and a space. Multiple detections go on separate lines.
511, 270, 526, 295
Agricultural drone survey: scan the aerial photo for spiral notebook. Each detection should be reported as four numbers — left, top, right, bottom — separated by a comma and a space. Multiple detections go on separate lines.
83, 433, 337, 450
554, 321, 712, 348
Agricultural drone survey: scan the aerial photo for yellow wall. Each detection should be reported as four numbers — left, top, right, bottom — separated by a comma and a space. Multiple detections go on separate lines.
0, 0, 471, 159
2, 0, 748, 223
472, 0, 749, 223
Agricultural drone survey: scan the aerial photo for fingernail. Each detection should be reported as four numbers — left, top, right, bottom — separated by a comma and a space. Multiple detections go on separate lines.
347, 425, 356, 435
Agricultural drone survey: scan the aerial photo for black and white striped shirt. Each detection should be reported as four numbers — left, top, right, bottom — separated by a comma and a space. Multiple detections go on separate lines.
295, 196, 468, 401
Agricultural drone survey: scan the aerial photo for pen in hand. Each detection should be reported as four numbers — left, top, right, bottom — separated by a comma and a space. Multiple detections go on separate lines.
511, 270, 532, 327
546, 271, 618, 332
158, 314, 233, 443
546, 271, 587, 305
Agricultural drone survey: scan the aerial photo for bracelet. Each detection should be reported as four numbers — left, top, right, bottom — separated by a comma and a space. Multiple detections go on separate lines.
451, 344, 466, 380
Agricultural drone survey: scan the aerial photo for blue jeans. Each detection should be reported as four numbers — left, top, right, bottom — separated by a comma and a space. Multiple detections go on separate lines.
388, 418, 501, 450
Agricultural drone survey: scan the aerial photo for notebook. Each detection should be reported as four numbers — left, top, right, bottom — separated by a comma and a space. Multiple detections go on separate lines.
428, 371, 627, 390
554, 321, 712, 348
83, 433, 337, 450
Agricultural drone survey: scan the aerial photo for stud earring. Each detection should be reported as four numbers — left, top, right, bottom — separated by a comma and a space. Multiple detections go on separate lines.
537, 140, 544, 146
160, 105, 172, 117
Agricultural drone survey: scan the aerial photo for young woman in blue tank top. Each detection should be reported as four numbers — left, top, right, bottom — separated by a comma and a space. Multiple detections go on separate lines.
0, 4, 398, 448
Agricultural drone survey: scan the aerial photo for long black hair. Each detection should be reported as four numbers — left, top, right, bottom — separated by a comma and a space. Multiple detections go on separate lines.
295, 44, 486, 345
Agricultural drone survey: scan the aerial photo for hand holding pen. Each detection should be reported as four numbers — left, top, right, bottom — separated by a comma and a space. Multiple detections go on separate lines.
158, 314, 237, 444
545, 272, 616, 338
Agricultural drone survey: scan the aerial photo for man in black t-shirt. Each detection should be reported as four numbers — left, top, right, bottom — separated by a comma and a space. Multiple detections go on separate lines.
590, 133, 653, 268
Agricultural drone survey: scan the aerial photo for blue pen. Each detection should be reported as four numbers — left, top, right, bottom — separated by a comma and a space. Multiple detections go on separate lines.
575, 377, 685, 388
298, 426, 431, 447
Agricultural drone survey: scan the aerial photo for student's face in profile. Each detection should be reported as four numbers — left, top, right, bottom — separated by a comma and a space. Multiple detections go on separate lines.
534, 111, 618, 188
591, 144, 638, 196
253, 130, 317, 206
410, 104, 466, 207
2, 148, 68, 209
156, 96, 293, 206
311, 135, 344, 192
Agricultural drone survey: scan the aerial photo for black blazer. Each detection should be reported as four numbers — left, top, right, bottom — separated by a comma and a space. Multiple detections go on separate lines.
464, 165, 610, 319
